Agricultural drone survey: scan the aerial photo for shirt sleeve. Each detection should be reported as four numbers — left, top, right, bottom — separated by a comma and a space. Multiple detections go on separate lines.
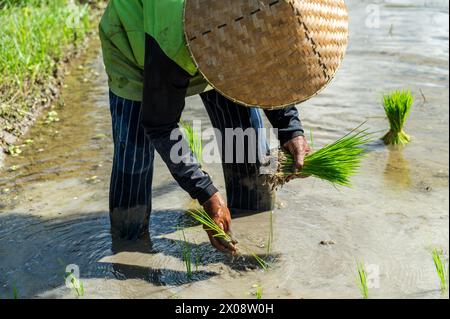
264, 106, 305, 146
141, 34, 217, 204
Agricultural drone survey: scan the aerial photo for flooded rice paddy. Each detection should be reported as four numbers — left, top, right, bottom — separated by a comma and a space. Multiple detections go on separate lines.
0, 0, 448, 299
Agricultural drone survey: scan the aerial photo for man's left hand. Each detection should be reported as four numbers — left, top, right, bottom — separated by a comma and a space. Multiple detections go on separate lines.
282, 135, 311, 172
202, 192, 238, 255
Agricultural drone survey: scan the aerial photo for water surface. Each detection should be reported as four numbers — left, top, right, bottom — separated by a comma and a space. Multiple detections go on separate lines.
0, 0, 448, 299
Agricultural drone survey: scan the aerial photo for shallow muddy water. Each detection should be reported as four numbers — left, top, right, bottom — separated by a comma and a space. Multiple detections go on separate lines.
0, 0, 448, 299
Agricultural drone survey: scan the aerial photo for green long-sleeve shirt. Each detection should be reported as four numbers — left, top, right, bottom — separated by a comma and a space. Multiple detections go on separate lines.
99, 0, 210, 101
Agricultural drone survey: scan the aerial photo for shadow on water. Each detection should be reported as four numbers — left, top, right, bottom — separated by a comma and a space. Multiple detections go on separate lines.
0, 1, 448, 299
0, 209, 277, 298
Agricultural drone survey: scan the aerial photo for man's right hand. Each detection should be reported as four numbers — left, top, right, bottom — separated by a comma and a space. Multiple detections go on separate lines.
202, 192, 237, 255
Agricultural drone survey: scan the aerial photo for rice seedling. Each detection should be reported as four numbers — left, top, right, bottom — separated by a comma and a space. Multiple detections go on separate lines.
381, 90, 413, 146
187, 208, 233, 242
12, 285, 18, 299
65, 272, 85, 298
269, 126, 372, 189
431, 248, 448, 295
187, 198, 203, 211
356, 262, 369, 299
187, 208, 269, 271
180, 120, 203, 164
180, 229, 193, 280
255, 285, 263, 300
194, 241, 202, 271
250, 253, 269, 271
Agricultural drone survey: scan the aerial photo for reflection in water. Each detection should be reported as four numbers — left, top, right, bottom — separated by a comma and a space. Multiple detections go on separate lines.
0, 0, 448, 299
384, 149, 412, 188
0, 209, 277, 297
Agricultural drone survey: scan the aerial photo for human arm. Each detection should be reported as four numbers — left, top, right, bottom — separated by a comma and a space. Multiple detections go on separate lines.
264, 107, 311, 170
141, 34, 236, 253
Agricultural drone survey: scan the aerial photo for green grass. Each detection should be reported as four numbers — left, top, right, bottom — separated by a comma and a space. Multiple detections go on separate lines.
431, 248, 448, 295
180, 120, 203, 164
381, 90, 413, 146
1, 0, 42, 8
187, 208, 268, 270
0, 0, 92, 140
356, 262, 369, 299
1, 0, 90, 90
271, 126, 372, 189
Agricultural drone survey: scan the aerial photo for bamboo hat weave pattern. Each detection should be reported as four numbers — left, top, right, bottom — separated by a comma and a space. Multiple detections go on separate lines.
184, 0, 349, 109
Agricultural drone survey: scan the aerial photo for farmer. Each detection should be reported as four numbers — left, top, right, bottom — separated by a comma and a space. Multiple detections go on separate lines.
99, 0, 347, 254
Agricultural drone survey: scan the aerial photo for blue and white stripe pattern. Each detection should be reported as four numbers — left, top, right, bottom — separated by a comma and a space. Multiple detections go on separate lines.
108, 90, 274, 219
109, 91, 155, 214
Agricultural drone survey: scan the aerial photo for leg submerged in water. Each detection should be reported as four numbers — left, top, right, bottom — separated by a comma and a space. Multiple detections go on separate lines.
108, 91, 155, 240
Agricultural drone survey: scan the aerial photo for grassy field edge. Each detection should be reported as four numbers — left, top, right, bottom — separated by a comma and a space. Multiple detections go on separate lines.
0, 0, 105, 164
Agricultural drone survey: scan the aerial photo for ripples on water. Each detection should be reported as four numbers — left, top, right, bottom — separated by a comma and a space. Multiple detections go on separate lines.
0, 0, 448, 298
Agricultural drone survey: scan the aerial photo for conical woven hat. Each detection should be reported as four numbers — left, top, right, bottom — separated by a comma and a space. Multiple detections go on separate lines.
184, 0, 349, 109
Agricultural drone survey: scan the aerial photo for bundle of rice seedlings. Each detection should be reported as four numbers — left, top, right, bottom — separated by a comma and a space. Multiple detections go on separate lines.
180, 120, 203, 164
269, 127, 372, 189
187, 208, 268, 270
431, 248, 448, 295
356, 262, 369, 299
381, 90, 413, 146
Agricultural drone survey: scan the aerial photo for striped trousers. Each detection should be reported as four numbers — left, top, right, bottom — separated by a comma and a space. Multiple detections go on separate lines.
109, 90, 274, 239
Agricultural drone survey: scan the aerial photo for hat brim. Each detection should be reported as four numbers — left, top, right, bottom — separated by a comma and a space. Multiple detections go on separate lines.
184, 0, 349, 109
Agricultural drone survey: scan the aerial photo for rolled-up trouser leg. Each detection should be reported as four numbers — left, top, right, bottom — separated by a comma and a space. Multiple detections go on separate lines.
109, 91, 155, 240
200, 90, 275, 214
